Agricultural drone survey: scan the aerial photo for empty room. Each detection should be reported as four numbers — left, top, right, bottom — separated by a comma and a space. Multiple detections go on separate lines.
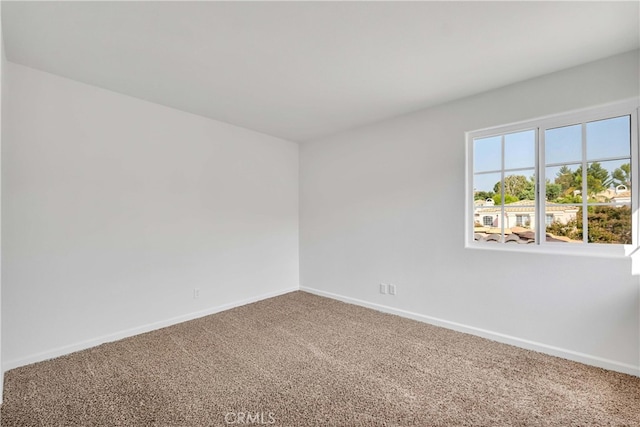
0, 1, 639, 426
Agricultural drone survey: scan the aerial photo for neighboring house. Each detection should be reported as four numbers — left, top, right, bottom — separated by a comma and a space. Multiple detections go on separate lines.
600, 185, 631, 204
474, 185, 631, 234
473, 185, 632, 243
474, 199, 579, 231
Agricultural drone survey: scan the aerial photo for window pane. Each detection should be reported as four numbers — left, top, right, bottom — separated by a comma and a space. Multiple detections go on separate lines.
586, 116, 630, 160
500, 170, 536, 243
505, 130, 535, 170
546, 165, 582, 203
473, 204, 502, 243
500, 170, 535, 203
545, 124, 581, 165
587, 205, 631, 244
473, 171, 501, 242
473, 205, 539, 244
545, 205, 582, 243
587, 160, 631, 201
473, 172, 501, 199
474, 209, 499, 229
505, 207, 536, 244
474, 136, 501, 172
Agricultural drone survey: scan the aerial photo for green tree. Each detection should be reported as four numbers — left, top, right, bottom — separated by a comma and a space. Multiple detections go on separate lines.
474, 191, 495, 201
553, 162, 612, 201
555, 165, 577, 194
493, 175, 534, 201
585, 162, 611, 195
545, 181, 561, 201
585, 205, 631, 244
554, 193, 583, 204
546, 206, 631, 244
492, 194, 519, 205
612, 163, 631, 189
553, 166, 582, 203
546, 217, 580, 240
516, 175, 537, 200
574, 163, 611, 195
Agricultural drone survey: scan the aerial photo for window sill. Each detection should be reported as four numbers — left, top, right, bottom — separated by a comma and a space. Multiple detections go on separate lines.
465, 241, 634, 259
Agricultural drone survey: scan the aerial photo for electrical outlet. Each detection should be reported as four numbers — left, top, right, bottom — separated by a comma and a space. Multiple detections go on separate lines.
388, 284, 396, 295
193, 288, 200, 299
379, 283, 388, 294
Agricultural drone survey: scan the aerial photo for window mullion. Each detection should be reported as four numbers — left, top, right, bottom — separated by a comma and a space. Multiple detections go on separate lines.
500, 135, 505, 242
581, 123, 588, 244
536, 127, 543, 246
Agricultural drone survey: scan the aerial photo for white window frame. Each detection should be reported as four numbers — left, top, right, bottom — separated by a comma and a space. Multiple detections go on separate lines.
465, 99, 639, 258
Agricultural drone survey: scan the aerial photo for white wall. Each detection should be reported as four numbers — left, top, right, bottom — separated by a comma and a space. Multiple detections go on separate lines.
2, 63, 299, 369
300, 50, 640, 375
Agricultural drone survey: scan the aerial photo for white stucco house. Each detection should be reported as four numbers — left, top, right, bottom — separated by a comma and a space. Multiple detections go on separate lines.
474, 199, 579, 231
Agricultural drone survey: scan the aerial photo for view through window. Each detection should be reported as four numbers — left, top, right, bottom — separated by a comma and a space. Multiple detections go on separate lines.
470, 102, 637, 249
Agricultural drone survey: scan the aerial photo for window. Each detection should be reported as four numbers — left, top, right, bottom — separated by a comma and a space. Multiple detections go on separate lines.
515, 215, 530, 227
545, 214, 554, 226
468, 100, 638, 254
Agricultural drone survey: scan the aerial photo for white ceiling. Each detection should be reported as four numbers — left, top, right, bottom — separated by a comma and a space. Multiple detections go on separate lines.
3, 1, 639, 143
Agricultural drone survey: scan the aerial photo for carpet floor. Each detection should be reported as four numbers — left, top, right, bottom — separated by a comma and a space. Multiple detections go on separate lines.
2, 291, 639, 426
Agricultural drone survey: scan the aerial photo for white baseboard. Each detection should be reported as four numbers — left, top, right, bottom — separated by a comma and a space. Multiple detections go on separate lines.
3, 287, 298, 372
300, 286, 640, 377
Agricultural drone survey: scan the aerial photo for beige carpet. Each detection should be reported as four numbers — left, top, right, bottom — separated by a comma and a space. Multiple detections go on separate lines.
2, 291, 639, 426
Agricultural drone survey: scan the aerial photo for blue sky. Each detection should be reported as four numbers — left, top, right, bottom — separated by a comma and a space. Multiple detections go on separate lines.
473, 116, 630, 195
